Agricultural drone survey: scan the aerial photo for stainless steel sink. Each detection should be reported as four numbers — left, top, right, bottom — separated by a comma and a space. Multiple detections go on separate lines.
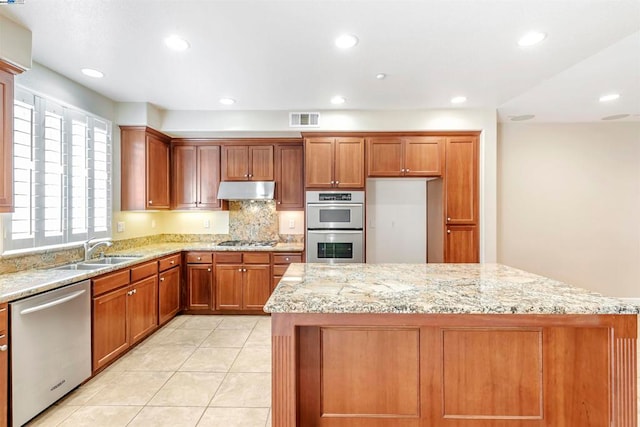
83, 256, 141, 265
53, 263, 106, 271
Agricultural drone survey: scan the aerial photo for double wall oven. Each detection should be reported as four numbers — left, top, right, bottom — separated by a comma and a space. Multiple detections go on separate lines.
306, 191, 365, 263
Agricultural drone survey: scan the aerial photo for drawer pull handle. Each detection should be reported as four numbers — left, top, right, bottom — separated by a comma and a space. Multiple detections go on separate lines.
160, 277, 165, 282
0, 334, 5, 340
0, 345, 7, 352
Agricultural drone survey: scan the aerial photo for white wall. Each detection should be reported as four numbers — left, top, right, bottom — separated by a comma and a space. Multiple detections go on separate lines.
498, 122, 640, 298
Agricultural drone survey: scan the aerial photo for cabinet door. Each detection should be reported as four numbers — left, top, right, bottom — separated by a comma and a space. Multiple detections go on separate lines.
334, 137, 365, 188
93, 287, 129, 371
243, 265, 272, 310
187, 264, 212, 310
159, 266, 181, 325
0, 69, 13, 212
197, 145, 223, 209
249, 145, 274, 180
275, 145, 304, 210
367, 137, 403, 177
171, 145, 197, 209
129, 275, 158, 345
445, 225, 478, 263
146, 134, 170, 209
305, 138, 334, 188
445, 136, 478, 224
222, 146, 249, 181
404, 136, 443, 177
0, 305, 8, 424
215, 265, 243, 310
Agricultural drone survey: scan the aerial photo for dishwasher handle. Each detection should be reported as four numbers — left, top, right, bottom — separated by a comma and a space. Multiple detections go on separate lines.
19, 289, 87, 315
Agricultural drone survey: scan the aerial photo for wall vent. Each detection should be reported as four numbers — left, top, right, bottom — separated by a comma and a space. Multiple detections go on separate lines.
289, 112, 320, 127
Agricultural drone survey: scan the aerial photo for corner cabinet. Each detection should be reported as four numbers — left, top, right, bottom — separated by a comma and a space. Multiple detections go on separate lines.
121, 126, 171, 210
275, 143, 304, 210
221, 145, 274, 181
171, 143, 224, 210
304, 136, 365, 189
0, 64, 20, 213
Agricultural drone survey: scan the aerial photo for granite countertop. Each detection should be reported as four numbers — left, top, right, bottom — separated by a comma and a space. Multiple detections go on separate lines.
0, 242, 304, 303
264, 263, 640, 315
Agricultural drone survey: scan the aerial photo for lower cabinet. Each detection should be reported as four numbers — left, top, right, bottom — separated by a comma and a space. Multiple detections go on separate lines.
186, 252, 213, 310
159, 254, 181, 324
214, 252, 271, 311
445, 225, 479, 263
92, 262, 159, 373
0, 304, 7, 426
272, 253, 303, 291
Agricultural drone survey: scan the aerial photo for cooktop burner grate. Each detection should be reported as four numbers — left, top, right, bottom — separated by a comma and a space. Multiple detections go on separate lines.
217, 240, 278, 247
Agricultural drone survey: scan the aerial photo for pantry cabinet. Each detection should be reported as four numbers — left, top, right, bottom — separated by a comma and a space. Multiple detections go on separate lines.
305, 136, 365, 189
444, 136, 478, 225
121, 126, 171, 210
367, 136, 443, 177
221, 145, 274, 181
275, 144, 304, 210
172, 144, 223, 210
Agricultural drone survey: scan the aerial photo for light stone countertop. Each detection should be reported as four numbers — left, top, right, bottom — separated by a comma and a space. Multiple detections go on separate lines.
264, 263, 640, 315
0, 242, 303, 303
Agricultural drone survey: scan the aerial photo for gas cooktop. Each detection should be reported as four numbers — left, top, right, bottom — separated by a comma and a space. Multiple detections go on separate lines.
217, 240, 278, 247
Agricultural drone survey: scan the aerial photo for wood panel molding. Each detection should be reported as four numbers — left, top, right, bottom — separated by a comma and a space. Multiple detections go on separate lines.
272, 316, 296, 427
614, 337, 638, 427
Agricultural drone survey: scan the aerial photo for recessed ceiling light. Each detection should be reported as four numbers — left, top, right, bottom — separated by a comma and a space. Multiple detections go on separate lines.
601, 114, 630, 121
219, 98, 236, 105
335, 34, 359, 49
599, 93, 620, 102
375, 73, 387, 80
518, 32, 546, 47
451, 96, 467, 104
164, 35, 190, 51
509, 114, 535, 121
331, 96, 346, 105
81, 68, 104, 78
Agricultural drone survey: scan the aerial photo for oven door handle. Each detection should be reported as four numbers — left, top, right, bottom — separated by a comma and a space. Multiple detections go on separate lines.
307, 230, 363, 234
306, 203, 363, 208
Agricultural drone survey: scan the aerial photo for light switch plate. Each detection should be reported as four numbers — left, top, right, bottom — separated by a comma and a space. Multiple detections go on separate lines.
117, 222, 125, 233
289, 219, 295, 229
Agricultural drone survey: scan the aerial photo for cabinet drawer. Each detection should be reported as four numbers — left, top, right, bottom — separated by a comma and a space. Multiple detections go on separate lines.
93, 269, 130, 296
214, 252, 242, 264
243, 252, 270, 264
131, 261, 158, 282
273, 254, 302, 264
273, 265, 290, 276
186, 252, 213, 263
0, 304, 7, 332
159, 254, 181, 271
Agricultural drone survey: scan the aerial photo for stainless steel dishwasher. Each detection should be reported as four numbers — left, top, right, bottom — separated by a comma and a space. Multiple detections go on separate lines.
10, 280, 91, 427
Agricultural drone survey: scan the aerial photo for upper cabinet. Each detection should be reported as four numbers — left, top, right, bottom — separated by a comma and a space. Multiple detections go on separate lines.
172, 143, 224, 210
367, 136, 443, 177
221, 145, 274, 181
121, 126, 171, 210
444, 136, 478, 225
275, 144, 304, 210
0, 64, 18, 213
305, 136, 365, 189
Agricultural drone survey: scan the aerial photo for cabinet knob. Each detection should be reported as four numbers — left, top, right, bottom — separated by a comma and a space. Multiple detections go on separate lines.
244, 174, 248, 178
207, 268, 211, 272
447, 229, 451, 234
447, 217, 451, 221
285, 257, 290, 261
170, 260, 175, 264
335, 181, 339, 185
238, 268, 242, 272
197, 257, 201, 261
0, 345, 7, 352
133, 289, 137, 294
277, 201, 281, 205
160, 277, 165, 282
405, 169, 410, 173
243, 268, 247, 272
148, 200, 153, 204
248, 174, 253, 178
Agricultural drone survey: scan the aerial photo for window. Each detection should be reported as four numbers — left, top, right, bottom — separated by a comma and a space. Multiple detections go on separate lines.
3, 88, 112, 252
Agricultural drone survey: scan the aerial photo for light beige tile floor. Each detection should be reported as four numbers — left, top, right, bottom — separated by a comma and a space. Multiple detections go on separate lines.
27, 315, 272, 427
24, 314, 640, 427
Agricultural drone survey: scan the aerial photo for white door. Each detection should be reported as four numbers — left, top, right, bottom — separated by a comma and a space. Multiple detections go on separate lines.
366, 178, 427, 263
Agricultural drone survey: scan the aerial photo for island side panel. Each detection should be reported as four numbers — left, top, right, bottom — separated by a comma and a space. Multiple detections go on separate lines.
273, 313, 637, 427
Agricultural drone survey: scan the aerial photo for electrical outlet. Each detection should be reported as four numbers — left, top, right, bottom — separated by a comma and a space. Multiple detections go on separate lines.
204, 219, 210, 229
117, 221, 125, 233
288, 219, 295, 229
151, 219, 156, 229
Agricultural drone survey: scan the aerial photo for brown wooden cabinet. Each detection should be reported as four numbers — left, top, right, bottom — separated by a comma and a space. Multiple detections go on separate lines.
272, 253, 303, 291
120, 126, 171, 210
221, 145, 274, 181
172, 144, 223, 210
0, 66, 15, 213
275, 144, 304, 210
367, 136, 443, 177
158, 254, 181, 325
305, 136, 365, 189
186, 252, 213, 310
445, 225, 479, 263
444, 136, 478, 225
214, 252, 271, 311
0, 304, 8, 426
92, 262, 159, 372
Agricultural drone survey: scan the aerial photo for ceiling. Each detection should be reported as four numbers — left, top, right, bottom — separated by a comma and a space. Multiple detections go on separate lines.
1, 0, 639, 123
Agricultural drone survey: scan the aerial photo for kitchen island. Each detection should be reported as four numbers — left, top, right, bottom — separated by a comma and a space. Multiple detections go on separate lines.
264, 263, 639, 427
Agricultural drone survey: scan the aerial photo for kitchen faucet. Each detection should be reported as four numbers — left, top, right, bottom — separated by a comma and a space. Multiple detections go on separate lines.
84, 238, 113, 261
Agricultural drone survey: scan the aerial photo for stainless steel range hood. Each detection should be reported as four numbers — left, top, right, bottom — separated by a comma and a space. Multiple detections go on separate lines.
217, 181, 275, 200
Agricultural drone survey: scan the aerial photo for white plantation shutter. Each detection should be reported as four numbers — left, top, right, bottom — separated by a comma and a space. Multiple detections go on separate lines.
2, 88, 112, 252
